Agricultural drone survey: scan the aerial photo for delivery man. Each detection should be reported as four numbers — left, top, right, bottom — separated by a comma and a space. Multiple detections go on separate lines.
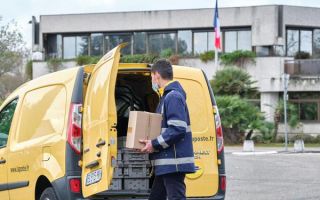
140, 59, 195, 200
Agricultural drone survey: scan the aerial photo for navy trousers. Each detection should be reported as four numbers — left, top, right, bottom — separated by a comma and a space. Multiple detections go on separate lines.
149, 173, 186, 200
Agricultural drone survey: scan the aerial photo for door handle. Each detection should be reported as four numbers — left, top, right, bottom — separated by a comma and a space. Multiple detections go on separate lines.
96, 140, 106, 148
0, 158, 6, 164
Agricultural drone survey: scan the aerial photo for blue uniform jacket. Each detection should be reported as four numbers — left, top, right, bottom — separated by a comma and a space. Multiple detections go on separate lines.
151, 81, 195, 176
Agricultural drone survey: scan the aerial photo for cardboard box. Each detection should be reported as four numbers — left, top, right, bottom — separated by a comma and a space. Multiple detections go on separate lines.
126, 111, 162, 149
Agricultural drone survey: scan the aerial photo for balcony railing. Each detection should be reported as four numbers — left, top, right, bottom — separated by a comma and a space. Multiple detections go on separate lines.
284, 59, 320, 76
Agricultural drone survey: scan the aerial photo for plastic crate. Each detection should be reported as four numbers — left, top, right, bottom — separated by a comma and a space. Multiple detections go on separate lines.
124, 178, 149, 190
123, 165, 150, 177
123, 151, 149, 162
117, 136, 127, 148
116, 151, 122, 161
109, 178, 122, 190
113, 167, 123, 178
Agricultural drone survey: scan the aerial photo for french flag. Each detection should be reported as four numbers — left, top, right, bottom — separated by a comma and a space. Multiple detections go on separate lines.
214, 0, 221, 50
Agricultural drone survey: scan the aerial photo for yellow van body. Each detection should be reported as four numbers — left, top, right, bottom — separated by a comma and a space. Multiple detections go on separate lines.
0, 45, 225, 200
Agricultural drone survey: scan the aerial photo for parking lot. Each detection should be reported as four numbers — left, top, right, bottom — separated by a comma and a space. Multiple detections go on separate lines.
225, 147, 320, 200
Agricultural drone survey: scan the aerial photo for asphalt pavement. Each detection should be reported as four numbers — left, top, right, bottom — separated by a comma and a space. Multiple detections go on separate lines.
224, 146, 320, 200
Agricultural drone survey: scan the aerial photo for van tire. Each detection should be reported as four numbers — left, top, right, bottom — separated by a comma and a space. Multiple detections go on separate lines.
39, 187, 58, 200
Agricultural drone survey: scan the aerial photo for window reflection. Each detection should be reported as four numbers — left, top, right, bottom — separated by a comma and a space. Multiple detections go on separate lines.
313, 29, 320, 58
63, 36, 76, 59
107, 34, 132, 55
193, 32, 208, 55
300, 30, 312, 54
148, 33, 176, 55
178, 30, 192, 55
90, 33, 104, 56
225, 31, 237, 53
133, 32, 147, 54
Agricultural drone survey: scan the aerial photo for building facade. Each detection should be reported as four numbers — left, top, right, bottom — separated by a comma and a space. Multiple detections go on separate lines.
32, 5, 320, 137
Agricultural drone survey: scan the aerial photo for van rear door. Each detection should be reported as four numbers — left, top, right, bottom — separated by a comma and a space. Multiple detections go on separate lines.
173, 66, 219, 197
81, 44, 123, 198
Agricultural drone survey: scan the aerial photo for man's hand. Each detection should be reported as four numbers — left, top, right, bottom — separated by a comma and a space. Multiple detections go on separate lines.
139, 139, 155, 154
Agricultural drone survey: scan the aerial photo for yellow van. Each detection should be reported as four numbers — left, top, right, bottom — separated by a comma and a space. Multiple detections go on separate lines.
0, 44, 226, 200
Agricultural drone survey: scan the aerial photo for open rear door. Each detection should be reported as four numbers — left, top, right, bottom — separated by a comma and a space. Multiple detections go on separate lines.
81, 44, 124, 198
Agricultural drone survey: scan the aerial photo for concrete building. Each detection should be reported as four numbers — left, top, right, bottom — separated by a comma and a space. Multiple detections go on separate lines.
31, 5, 320, 138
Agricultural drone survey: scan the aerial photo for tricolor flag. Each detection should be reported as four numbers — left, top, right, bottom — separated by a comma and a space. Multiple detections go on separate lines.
214, 0, 221, 51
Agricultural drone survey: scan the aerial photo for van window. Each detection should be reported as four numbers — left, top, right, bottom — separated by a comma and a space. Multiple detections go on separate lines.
0, 99, 18, 147
176, 78, 209, 133
16, 85, 67, 143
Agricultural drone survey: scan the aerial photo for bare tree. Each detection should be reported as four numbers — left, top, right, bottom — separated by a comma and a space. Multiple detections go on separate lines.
0, 19, 29, 101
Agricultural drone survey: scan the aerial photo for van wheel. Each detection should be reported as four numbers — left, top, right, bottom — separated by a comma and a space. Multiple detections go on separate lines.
40, 187, 58, 200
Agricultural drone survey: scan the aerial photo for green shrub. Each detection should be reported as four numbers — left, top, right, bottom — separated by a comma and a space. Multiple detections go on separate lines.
200, 51, 215, 63
120, 54, 159, 63
220, 50, 256, 67
210, 67, 258, 97
160, 48, 173, 58
76, 55, 101, 65
294, 51, 311, 59
25, 60, 33, 80
216, 95, 267, 144
47, 58, 63, 72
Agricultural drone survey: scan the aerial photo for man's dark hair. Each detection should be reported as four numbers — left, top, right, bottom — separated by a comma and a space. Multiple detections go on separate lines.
151, 59, 173, 80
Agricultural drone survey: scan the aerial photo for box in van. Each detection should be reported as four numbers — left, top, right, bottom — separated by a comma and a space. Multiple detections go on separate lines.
0, 44, 226, 200
126, 111, 162, 149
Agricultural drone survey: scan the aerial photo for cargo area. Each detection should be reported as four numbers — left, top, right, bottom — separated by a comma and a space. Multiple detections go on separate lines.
96, 70, 159, 198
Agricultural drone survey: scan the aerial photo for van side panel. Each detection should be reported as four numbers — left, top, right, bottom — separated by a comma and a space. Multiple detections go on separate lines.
5, 68, 79, 200
173, 66, 219, 197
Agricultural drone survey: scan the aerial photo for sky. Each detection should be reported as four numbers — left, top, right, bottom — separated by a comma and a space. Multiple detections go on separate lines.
1, 0, 320, 49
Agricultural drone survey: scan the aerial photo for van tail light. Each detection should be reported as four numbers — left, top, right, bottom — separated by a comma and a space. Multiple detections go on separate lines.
67, 103, 82, 154
214, 106, 224, 154
219, 175, 226, 192
69, 178, 81, 193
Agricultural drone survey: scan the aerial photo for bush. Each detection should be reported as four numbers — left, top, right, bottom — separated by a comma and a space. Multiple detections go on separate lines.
200, 51, 215, 63
210, 67, 258, 97
216, 95, 266, 144
120, 54, 159, 63
47, 58, 62, 72
160, 48, 174, 58
25, 60, 33, 80
76, 55, 101, 65
294, 51, 311, 59
220, 50, 256, 67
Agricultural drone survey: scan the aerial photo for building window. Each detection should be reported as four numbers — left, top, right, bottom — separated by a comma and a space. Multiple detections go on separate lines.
178, 30, 192, 56
133, 32, 147, 54
90, 33, 104, 56
106, 34, 132, 55
63, 36, 76, 59
148, 32, 176, 55
286, 29, 313, 57
313, 29, 320, 58
193, 32, 208, 55
224, 30, 251, 53
63, 36, 89, 59
284, 92, 320, 122
76, 36, 89, 56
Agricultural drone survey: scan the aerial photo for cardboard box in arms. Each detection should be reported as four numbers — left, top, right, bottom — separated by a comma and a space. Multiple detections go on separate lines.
126, 111, 162, 149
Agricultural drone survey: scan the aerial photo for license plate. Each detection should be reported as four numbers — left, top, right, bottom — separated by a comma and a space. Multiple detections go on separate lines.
86, 169, 102, 186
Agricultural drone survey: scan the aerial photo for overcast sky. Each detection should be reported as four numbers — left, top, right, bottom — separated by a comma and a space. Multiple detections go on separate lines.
1, 0, 320, 48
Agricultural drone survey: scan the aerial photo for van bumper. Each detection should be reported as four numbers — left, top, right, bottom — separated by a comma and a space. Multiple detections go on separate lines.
187, 195, 225, 200
52, 175, 87, 200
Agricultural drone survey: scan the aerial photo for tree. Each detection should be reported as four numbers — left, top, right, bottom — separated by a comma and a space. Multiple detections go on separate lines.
210, 67, 258, 98
216, 95, 269, 144
272, 100, 299, 142
0, 19, 28, 101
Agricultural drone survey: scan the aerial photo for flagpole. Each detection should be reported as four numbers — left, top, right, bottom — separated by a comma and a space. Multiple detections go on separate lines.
215, 48, 219, 69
